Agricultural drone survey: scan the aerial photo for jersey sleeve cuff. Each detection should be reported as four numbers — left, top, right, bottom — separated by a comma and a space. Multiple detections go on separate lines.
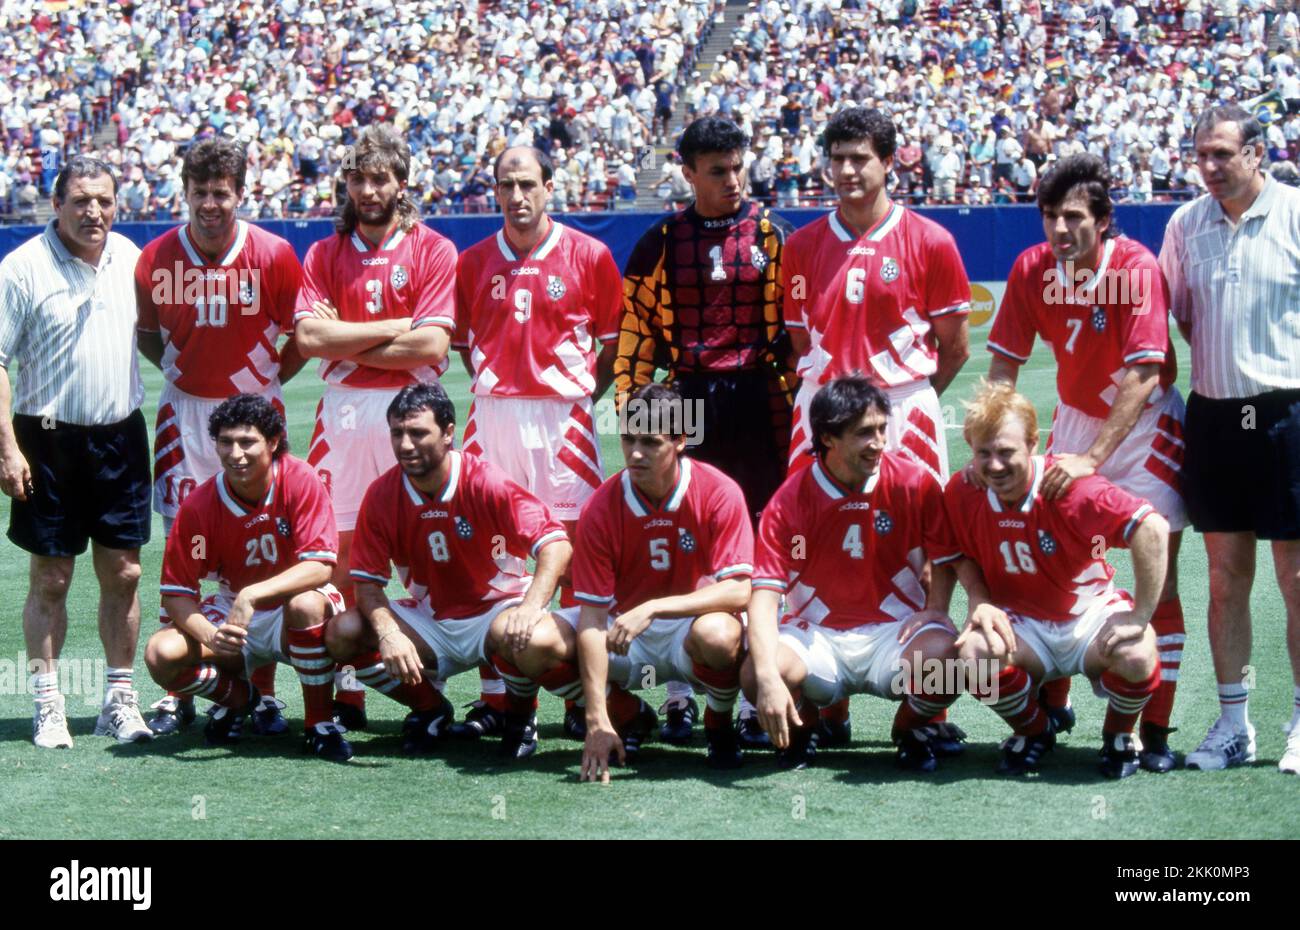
987, 340, 1030, 363
1122, 503, 1155, 542
784, 319, 806, 329
714, 562, 753, 580
931, 551, 964, 566
349, 569, 391, 585
298, 550, 338, 564
530, 530, 569, 558
413, 316, 455, 330
574, 591, 615, 607
1123, 350, 1166, 365
930, 300, 970, 318
160, 583, 200, 598
752, 577, 788, 592
597, 330, 620, 342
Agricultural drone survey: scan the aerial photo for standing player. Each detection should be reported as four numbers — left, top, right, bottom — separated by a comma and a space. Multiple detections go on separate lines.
143, 395, 352, 762
294, 125, 457, 727
136, 138, 308, 738
575, 383, 754, 781
985, 154, 1185, 772
743, 378, 964, 771
940, 382, 1168, 778
323, 382, 584, 760
617, 116, 797, 747
781, 105, 972, 745
452, 146, 622, 740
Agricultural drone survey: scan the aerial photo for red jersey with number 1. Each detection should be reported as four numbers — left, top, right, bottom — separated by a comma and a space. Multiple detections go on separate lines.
453, 220, 622, 398
348, 451, 568, 620
294, 223, 457, 389
935, 455, 1156, 623
572, 458, 754, 613
753, 452, 947, 630
988, 237, 1177, 418
135, 221, 302, 398
782, 203, 971, 387
160, 455, 338, 603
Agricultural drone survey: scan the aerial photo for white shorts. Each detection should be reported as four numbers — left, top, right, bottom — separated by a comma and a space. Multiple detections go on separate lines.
778, 617, 952, 706
1047, 390, 1188, 532
462, 395, 604, 522
200, 584, 345, 677
388, 596, 520, 680
1008, 592, 1133, 682
307, 384, 401, 532
555, 606, 704, 691
154, 381, 284, 521
790, 378, 949, 481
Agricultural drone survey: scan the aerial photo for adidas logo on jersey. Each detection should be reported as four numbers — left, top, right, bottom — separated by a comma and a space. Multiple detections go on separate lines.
244, 513, 271, 529
511, 266, 541, 275
998, 519, 1026, 528
645, 518, 673, 528
848, 246, 876, 256
839, 502, 872, 511
360, 257, 389, 266
420, 509, 449, 519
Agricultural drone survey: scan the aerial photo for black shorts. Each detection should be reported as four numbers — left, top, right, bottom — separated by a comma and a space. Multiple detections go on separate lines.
675, 369, 791, 526
8, 410, 153, 557
1183, 390, 1300, 540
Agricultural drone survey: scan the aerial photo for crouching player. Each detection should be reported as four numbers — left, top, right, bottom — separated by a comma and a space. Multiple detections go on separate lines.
144, 395, 352, 761
575, 383, 753, 782
323, 382, 583, 759
742, 377, 963, 771
941, 382, 1167, 778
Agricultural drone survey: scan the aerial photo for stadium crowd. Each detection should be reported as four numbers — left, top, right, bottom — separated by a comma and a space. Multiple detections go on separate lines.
1, 0, 1300, 220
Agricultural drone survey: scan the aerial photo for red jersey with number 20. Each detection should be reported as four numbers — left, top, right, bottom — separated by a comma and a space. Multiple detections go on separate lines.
782, 203, 971, 387
753, 452, 947, 630
935, 455, 1156, 623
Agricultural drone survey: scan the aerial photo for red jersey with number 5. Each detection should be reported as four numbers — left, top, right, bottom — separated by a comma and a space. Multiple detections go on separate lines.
348, 451, 568, 620
988, 237, 1176, 418
453, 220, 622, 398
753, 452, 947, 629
572, 458, 754, 613
935, 455, 1156, 622
781, 203, 970, 387
294, 223, 457, 389
160, 455, 338, 602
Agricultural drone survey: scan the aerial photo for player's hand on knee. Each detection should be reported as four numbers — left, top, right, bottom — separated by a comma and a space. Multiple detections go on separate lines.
379, 629, 423, 684
897, 608, 957, 643
228, 593, 256, 631
957, 604, 1016, 657
1097, 611, 1146, 659
0, 446, 31, 500
209, 623, 247, 658
501, 603, 546, 654
1041, 453, 1096, 500
580, 725, 624, 783
608, 604, 655, 656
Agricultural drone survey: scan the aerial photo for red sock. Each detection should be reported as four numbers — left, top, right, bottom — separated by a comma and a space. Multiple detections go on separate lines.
489, 655, 540, 716
171, 664, 251, 709
893, 690, 958, 737
478, 662, 508, 712
819, 697, 849, 723
1102, 663, 1161, 734
533, 661, 584, 703
606, 685, 641, 730
979, 667, 1047, 736
1143, 598, 1184, 728
350, 650, 438, 711
691, 661, 740, 726
166, 690, 192, 704
250, 662, 276, 697
288, 624, 335, 728
928, 708, 948, 724
334, 661, 366, 708
1039, 676, 1071, 709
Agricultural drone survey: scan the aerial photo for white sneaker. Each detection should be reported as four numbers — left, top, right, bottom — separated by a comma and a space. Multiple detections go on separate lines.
33, 695, 73, 749
94, 688, 154, 743
1280, 723, 1300, 775
1185, 716, 1256, 771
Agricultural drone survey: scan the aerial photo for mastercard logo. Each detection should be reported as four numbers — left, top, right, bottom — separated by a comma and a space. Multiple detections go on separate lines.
968, 283, 998, 327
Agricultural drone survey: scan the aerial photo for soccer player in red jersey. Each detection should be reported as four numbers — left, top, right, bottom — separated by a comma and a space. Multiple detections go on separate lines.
294, 125, 458, 724
135, 138, 307, 737
985, 154, 1185, 772
323, 382, 584, 760
743, 377, 963, 771
938, 382, 1168, 778
452, 146, 622, 739
573, 383, 754, 781
143, 395, 353, 762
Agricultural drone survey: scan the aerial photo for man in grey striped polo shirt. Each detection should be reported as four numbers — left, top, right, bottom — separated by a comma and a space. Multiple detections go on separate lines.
1158, 105, 1300, 775
0, 157, 154, 749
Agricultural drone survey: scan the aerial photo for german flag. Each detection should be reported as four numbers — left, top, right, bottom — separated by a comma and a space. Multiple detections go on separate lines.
1045, 53, 1066, 71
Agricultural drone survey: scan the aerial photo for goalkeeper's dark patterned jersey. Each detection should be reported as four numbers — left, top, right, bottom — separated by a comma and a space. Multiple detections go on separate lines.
615, 201, 794, 396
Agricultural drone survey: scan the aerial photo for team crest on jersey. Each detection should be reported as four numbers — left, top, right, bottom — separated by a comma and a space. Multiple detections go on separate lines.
455, 516, 474, 540
1037, 529, 1057, 555
677, 527, 696, 553
275, 518, 291, 539
391, 265, 409, 290
874, 511, 894, 535
1090, 306, 1106, 332
238, 280, 255, 304
880, 257, 900, 283
547, 275, 566, 300
750, 245, 768, 271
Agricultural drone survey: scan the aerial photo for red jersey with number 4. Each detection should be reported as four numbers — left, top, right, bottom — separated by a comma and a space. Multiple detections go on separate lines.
135, 221, 302, 398
988, 237, 1177, 418
781, 203, 971, 387
294, 223, 457, 389
572, 458, 754, 613
349, 451, 568, 620
935, 455, 1156, 623
160, 455, 338, 602
453, 221, 622, 398
753, 452, 947, 629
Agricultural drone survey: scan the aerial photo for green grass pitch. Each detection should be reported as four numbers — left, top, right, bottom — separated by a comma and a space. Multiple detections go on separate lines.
1, 321, 1296, 840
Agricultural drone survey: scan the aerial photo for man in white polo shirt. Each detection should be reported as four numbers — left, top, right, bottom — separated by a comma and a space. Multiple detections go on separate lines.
0, 157, 154, 749
1158, 104, 1300, 775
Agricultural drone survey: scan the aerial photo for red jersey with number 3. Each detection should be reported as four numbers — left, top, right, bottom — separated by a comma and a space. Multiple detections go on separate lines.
988, 237, 1176, 418
453, 220, 622, 398
348, 451, 568, 620
935, 455, 1156, 622
572, 458, 754, 613
135, 221, 302, 398
160, 455, 338, 602
753, 452, 947, 629
781, 203, 971, 387
294, 223, 457, 389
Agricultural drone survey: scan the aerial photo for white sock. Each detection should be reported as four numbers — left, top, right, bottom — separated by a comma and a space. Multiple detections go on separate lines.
30, 670, 58, 705
1217, 683, 1249, 730
666, 680, 693, 703
1290, 685, 1300, 731
106, 667, 133, 701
